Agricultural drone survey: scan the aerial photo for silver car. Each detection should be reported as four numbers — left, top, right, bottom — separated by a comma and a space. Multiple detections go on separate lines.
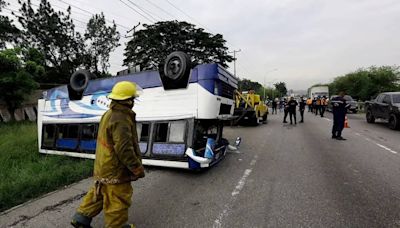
328, 95, 358, 113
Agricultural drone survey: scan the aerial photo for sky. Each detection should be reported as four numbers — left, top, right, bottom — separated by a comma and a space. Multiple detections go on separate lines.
4, 0, 400, 90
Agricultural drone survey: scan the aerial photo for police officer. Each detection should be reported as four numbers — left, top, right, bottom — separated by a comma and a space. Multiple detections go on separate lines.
287, 97, 298, 124
299, 96, 306, 123
331, 91, 349, 140
71, 81, 145, 228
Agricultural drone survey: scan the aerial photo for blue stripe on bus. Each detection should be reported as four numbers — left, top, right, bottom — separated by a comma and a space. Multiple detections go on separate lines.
56, 139, 78, 149
44, 63, 238, 101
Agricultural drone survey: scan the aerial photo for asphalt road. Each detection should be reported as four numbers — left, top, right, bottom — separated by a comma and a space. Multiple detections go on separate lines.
2, 110, 400, 227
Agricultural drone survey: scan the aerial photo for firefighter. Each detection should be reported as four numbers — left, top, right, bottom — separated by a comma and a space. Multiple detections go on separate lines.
299, 96, 306, 123
71, 81, 145, 228
287, 97, 298, 124
331, 91, 349, 140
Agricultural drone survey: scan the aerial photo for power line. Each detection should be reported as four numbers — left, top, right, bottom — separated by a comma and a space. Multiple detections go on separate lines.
118, 0, 154, 23
55, 0, 130, 30
125, 0, 162, 22
143, 0, 175, 20
163, 0, 214, 33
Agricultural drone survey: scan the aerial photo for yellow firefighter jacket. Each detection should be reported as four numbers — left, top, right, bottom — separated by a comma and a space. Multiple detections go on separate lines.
94, 100, 144, 184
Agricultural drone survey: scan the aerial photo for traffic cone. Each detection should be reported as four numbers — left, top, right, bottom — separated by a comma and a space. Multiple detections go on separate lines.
344, 115, 350, 128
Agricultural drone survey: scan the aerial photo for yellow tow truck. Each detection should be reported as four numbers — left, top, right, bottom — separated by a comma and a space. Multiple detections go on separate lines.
233, 90, 268, 125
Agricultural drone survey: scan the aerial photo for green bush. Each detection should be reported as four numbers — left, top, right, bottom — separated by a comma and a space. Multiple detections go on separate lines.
0, 122, 93, 212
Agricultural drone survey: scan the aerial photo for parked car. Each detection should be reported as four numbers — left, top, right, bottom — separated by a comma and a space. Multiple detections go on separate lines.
327, 95, 358, 113
365, 92, 400, 130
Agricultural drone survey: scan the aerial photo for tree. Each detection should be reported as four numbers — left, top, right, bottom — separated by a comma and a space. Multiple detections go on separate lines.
238, 78, 262, 92
84, 13, 120, 75
0, 48, 38, 113
17, 0, 85, 83
274, 82, 287, 97
329, 66, 400, 101
0, 0, 20, 49
124, 21, 233, 70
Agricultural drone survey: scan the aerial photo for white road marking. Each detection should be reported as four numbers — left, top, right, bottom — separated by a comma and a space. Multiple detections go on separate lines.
231, 169, 252, 197
323, 118, 332, 122
213, 155, 258, 228
353, 132, 398, 155
376, 143, 398, 154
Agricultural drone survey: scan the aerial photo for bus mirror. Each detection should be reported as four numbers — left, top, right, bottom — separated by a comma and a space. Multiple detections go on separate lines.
235, 137, 242, 147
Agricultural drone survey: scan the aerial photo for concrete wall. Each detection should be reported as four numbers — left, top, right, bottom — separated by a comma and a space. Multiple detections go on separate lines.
0, 90, 42, 122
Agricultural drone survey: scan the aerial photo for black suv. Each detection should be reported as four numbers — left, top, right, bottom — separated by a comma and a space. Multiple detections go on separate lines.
365, 92, 400, 130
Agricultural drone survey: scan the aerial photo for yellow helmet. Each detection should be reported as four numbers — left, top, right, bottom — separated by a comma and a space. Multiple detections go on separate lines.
108, 81, 140, 100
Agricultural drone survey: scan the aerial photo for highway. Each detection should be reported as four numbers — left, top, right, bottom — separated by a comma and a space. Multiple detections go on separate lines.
1, 111, 400, 227
94, 110, 400, 227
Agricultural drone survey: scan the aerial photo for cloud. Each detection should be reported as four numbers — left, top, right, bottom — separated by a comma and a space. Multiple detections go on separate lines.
8, 0, 400, 90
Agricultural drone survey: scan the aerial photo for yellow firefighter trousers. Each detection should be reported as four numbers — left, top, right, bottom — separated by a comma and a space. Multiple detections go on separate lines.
77, 182, 133, 228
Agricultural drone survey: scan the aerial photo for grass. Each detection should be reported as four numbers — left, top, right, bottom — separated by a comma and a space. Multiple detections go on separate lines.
0, 122, 93, 212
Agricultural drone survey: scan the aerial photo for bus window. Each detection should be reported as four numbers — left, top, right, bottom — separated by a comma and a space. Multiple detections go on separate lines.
56, 124, 79, 150
154, 123, 169, 142
193, 120, 222, 150
136, 123, 150, 154
168, 121, 186, 142
80, 124, 98, 153
42, 124, 56, 148
152, 121, 187, 156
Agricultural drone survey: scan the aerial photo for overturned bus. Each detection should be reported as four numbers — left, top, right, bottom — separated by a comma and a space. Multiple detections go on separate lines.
37, 52, 239, 170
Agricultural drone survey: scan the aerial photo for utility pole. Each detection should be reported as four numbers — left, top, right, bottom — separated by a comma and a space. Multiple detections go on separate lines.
125, 22, 141, 38
229, 49, 241, 77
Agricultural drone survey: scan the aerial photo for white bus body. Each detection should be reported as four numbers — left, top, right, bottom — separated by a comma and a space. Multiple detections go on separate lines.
37, 62, 238, 170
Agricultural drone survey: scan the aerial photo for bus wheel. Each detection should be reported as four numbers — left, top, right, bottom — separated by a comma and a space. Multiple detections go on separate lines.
70, 69, 92, 93
163, 51, 191, 81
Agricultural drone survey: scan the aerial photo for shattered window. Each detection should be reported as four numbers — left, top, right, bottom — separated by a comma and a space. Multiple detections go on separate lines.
168, 121, 186, 142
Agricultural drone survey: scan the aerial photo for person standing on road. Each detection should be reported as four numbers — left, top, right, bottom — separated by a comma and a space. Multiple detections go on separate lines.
315, 96, 322, 116
283, 98, 289, 123
312, 97, 317, 114
71, 81, 145, 228
306, 97, 312, 112
320, 96, 328, 117
299, 97, 306, 123
287, 97, 298, 124
331, 91, 349, 140
271, 98, 277, 114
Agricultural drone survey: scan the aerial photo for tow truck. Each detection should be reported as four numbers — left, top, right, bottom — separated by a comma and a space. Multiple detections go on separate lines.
233, 90, 268, 125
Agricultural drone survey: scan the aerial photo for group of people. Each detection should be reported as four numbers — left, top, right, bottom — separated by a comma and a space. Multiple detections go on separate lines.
306, 96, 328, 117
279, 97, 306, 124
274, 93, 349, 140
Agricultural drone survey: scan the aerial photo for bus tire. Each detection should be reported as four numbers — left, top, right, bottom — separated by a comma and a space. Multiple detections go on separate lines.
163, 51, 191, 81
70, 69, 92, 92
